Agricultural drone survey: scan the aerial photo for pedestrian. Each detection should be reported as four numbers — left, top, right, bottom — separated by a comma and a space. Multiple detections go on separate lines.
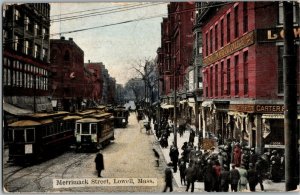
95, 151, 104, 177
213, 160, 222, 192
163, 166, 173, 192
220, 164, 230, 192
204, 160, 215, 192
233, 143, 242, 167
178, 157, 187, 185
229, 164, 240, 192
169, 144, 179, 173
238, 164, 248, 192
255, 157, 265, 191
189, 129, 195, 144
185, 163, 196, 192
247, 163, 258, 192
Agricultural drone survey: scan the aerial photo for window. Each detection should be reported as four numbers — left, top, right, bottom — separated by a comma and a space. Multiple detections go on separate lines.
227, 13, 230, 43
25, 128, 35, 142
14, 129, 25, 142
278, 2, 299, 24
25, 41, 30, 55
15, 9, 20, 21
42, 28, 46, 39
227, 59, 231, 95
210, 66, 213, 97
14, 35, 19, 51
210, 29, 213, 53
243, 51, 248, 95
3, 30, 7, 44
34, 44, 40, 58
215, 24, 218, 50
34, 24, 39, 36
76, 124, 80, 134
215, 64, 218, 96
42, 48, 47, 60
25, 17, 29, 31
3, 4, 8, 17
7, 69, 11, 86
221, 19, 224, 47
234, 5, 239, 38
3, 68, 7, 86
243, 2, 248, 33
205, 32, 208, 56
64, 50, 70, 61
82, 123, 90, 134
234, 55, 239, 95
278, 46, 284, 93
221, 61, 224, 96
91, 124, 97, 134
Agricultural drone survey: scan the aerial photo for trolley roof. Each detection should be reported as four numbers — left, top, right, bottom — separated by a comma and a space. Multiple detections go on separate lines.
63, 115, 83, 120
27, 111, 69, 118
8, 120, 41, 127
76, 118, 102, 123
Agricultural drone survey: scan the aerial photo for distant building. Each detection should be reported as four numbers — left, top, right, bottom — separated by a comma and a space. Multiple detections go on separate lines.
85, 61, 104, 104
3, 3, 52, 113
50, 37, 85, 112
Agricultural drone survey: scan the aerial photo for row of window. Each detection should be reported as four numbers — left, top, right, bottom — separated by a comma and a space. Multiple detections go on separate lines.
205, 50, 249, 98
205, 3, 248, 57
4, 58, 48, 75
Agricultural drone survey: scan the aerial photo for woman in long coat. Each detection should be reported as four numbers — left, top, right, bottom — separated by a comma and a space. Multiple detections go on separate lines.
95, 152, 104, 177
238, 165, 248, 191
233, 144, 242, 167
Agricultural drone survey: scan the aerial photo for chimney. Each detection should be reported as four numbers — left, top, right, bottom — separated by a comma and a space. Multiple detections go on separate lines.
69, 37, 73, 41
88, 60, 90, 63
60, 36, 65, 40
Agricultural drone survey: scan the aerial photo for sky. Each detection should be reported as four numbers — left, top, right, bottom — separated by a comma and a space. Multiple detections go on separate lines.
50, 2, 168, 85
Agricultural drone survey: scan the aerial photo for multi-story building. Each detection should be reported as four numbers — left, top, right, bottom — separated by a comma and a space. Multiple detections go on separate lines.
84, 61, 104, 104
3, 3, 52, 113
49, 37, 85, 112
157, 2, 195, 120
200, 2, 300, 153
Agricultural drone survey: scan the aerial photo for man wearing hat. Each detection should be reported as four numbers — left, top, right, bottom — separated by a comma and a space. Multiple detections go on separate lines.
229, 164, 240, 192
220, 164, 230, 192
163, 165, 173, 192
247, 163, 258, 192
95, 151, 104, 177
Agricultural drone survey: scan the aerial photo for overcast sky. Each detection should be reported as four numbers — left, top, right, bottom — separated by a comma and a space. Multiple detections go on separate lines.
50, 2, 168, 85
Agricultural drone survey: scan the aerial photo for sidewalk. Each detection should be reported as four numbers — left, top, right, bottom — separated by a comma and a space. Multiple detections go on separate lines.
149, 119, 287, 192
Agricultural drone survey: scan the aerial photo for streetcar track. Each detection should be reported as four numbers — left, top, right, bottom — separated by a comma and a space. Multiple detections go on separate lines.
61, 153, 92, 179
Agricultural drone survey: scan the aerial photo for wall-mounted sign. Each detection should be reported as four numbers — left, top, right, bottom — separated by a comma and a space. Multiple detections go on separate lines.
229, 104, 285, 114
203, 31, 255, 66
256, 27, 300, 42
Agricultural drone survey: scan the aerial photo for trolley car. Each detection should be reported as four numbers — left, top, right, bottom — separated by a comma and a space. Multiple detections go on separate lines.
113, 107, 129, 128
75, 112, 114, 151
7, 111, 72, 163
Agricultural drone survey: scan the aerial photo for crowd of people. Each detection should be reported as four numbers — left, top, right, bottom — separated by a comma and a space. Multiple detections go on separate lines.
153, 117, 285, 192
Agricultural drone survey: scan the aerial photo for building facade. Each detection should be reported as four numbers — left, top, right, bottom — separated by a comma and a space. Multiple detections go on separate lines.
3, 3, 52, 113
50, 37, 85, 112
200, 2, 300, 153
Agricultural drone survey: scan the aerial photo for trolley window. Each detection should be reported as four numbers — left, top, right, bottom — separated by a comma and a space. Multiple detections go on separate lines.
82, 123, 90, 134
25, 128, 35, 142
14, 129, 25, 142
91, 123, 97, 134
76, 123, 80, 134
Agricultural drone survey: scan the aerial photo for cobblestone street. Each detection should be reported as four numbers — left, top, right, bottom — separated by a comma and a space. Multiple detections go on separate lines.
3, 113, 178, 193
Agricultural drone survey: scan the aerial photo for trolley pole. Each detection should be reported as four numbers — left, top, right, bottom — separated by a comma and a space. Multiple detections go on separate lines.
283, 2, 298, 191
173, 69, 177, 148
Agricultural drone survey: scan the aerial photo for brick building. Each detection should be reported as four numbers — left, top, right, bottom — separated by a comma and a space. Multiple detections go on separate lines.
3, 3, 52, 113
50, 37, 85, 112
200, 2, 300, 153
157, 2, 195, 108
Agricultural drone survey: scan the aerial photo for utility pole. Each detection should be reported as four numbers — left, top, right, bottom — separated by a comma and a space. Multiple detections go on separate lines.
173, 67, 177, 147
283, 2, 298, 191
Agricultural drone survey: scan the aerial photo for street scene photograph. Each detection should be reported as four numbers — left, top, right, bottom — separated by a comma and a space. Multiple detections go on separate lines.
2, 1, 300, 193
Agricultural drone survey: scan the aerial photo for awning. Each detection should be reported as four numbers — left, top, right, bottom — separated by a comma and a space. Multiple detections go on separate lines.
201, 101, 213, 107
161, 103, 174, 109
179, 100, 187, 104
262, 114, 300, 119
3, 101, 33, 116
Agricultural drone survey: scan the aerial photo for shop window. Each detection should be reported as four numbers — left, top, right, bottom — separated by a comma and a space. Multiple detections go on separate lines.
76, 123, 80, 134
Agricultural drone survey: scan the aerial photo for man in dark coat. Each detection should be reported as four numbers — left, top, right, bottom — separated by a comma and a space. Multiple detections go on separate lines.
163, 166, 173, 192
255, 157, 265, 191
220, 164, 230, 192
169, 144, 179, 172
95, 152, 104, 177
185, 163, 196, 192
204, 160, 215, 192
229, 164, 240, 192
247, 163, 258, 192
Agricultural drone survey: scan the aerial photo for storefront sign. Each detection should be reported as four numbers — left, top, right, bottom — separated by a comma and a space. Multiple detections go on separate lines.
257, 27, 300, 42
264, 144, 285, 149
203, 31, 255, 65
229, 104, 285, 114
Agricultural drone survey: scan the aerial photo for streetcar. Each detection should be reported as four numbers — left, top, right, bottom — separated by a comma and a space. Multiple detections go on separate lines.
7, 111, 72, 163
75, 112, 114, 151
113, 107, 129, 128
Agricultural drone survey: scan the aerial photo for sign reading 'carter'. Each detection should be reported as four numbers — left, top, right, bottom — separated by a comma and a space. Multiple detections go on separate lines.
229, 104, 285, 114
